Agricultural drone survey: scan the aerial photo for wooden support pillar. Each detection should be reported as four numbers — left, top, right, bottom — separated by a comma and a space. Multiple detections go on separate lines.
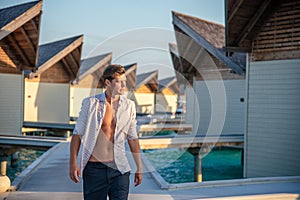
187, 147, 202, 182
188, 145, 211, 182
154, 92, 157, 114
0, 156, 11, 193
241, 148, 244, 166
66, 130, 71, 138
195, 151, 202, 182
11, 152, 19, 167
1, 156, 8, 176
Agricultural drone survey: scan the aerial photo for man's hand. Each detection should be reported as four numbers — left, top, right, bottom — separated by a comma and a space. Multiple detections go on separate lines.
69, 134, 81, 183
134, 172, 142, 186
69, 163, 80, 183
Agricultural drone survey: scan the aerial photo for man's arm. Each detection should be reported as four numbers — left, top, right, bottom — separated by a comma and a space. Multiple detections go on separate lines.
69, 134, 81, 183
69, 98, 89, 183
128, 139, 143, 186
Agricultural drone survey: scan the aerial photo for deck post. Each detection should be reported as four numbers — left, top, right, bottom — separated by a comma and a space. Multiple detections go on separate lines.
188, 147, 202, 182
188, 145, 211, 182
11, 152, 19, 167
0, 156, 11, 193
241, 148, 244, 166
0, 156, 8, 176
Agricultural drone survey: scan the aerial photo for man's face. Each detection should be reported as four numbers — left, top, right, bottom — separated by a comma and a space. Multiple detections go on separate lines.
109, 74, 127, 95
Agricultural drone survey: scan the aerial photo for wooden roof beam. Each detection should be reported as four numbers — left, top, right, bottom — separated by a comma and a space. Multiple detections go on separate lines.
6, 34, 31, 67
186, 63, 194, 73
0, 1, 42, 40
69, 50, 80, 70
169, 43, 179, 57
68, 51, 80, 79
223, 46, 251, 53
61, 58, 75, 80
0, 41, 22, 70
30, 18, 39, 34
33, 14, 42, 72
72, 46, 81, 60
177, 55, 184, 73
227, 0, 245, 23
235, 0, 273, 46
187, 47, 206, 73
19, 26, 36, 57
148, 83, 158, 92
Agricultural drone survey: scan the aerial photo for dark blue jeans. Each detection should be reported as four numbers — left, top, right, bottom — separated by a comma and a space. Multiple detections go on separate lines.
83, 161, 130, 200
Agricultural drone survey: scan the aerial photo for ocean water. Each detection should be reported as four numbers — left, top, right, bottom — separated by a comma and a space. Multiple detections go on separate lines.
6, 148, 46, 182
143, 147, 243, 183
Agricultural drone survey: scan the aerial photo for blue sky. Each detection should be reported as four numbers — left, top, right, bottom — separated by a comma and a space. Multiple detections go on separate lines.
0, 0, 224, 78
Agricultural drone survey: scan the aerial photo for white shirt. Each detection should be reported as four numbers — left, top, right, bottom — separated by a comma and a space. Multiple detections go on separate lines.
73, 92, 138, 174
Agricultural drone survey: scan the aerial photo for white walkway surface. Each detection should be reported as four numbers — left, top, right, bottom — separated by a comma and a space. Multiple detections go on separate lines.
0, 142, 299, 200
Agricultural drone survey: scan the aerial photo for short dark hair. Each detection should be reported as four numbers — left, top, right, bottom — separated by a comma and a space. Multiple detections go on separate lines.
102, 64, 125, 82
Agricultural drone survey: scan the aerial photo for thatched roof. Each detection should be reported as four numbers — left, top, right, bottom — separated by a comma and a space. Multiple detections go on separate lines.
29, 35, 83, 80
169, 43, 187, 84
124, 63, 137, 91
174, 11, 225, 49
0, 1, 39, 29
136, 70, 158, 92
158, 76, 179, 94
169, 43, 179, 57
172, 11, 245, 77
0, 1, 42, 72
75, 53, 112, 84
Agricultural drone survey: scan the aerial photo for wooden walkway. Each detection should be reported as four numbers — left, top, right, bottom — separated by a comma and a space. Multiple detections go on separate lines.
0, 135, 67, 149
23, 121, 75, 131
139, 124, 192, 132
139, 134, 243, 149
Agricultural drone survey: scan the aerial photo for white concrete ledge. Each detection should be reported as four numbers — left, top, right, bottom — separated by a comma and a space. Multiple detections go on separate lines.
142, 153, 300, 191
141, 153, 169, 189
167, 176, 300, 190
201, 193, 300, 200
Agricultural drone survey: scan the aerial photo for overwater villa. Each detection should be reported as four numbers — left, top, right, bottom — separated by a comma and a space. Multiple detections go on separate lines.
124, 63, 137, 96
70, 53, 112, 118
225, 0, 300, 178
24, 35, 83, 124
171, 11, 246, 136
169, 43, 187, 113
0, 1, 42, 136
0, 1, 43, 192
156, 76, 179, 114
133, 70, 158, 114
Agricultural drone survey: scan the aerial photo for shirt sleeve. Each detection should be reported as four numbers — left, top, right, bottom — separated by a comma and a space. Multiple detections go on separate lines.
73, 98, 90, 136
127, 101, 139, 140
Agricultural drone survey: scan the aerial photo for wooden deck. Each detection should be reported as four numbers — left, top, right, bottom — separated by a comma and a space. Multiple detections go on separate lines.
139, 134, 244, 149
139, 123, 192, 132
0, 135, 67, 149
23, 121, 75, 131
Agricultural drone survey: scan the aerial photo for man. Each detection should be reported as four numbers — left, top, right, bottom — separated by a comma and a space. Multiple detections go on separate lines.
69, 64, 142, 200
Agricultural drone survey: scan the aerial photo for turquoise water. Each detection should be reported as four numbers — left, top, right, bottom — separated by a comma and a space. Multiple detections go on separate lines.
6, 148, 46, 182
144, 147, 243, 183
